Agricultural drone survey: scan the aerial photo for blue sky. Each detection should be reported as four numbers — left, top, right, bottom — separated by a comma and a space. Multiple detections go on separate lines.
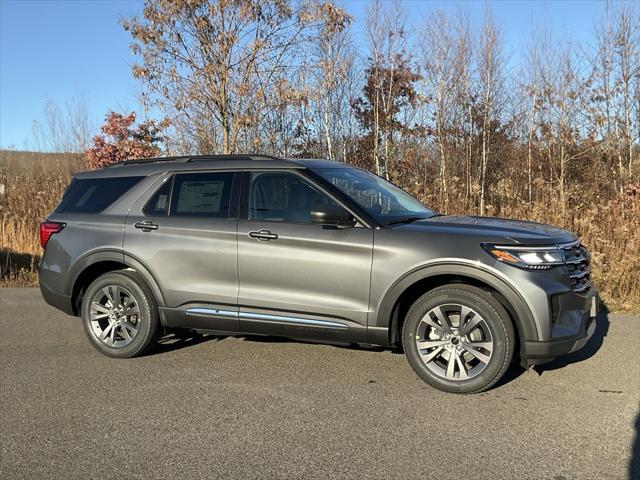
0, 0, 610, 150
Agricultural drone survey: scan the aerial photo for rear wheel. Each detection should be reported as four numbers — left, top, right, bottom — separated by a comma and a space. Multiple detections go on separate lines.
402, 284, 515, 394
81, 271, 159, 358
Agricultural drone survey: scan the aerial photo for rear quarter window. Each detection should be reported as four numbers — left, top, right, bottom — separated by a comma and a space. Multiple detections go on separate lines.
56, 176, 143, 213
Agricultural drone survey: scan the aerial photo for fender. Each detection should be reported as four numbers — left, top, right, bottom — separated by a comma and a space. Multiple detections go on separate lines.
65, 249, 166, 308
375, 260, 539, 344
65, 248, 126, 296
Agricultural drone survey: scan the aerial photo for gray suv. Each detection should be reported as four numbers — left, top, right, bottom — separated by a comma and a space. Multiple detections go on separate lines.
39, 155, 597, 393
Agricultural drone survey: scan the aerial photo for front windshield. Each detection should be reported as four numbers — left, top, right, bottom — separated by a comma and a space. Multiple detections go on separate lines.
315, 167, 437, 224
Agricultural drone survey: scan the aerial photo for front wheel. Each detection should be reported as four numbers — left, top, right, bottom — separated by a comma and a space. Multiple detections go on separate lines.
81, 271, 159, 358
402, 284, 515, 394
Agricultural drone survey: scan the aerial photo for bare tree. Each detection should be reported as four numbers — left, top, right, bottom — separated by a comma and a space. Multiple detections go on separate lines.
475, 7, 504, 215
420, 9, 470, 211
124, 0, 350, 155
362, 0, 413, 178
31, 95, 94, 153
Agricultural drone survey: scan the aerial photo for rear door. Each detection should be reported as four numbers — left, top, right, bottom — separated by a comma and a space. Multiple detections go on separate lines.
123, 170, 241, 331
236, 170, 373, 342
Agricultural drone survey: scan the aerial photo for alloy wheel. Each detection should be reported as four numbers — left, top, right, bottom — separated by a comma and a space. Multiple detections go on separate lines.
89, 285, 141, 348
415, 303, 494, 381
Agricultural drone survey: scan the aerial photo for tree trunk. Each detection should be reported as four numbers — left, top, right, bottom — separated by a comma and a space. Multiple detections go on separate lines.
527, 92, 537, 209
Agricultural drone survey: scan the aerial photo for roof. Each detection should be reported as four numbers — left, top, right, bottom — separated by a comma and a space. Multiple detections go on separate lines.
75, 154, 349, 179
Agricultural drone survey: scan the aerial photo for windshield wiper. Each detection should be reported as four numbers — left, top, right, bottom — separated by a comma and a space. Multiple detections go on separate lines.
386, 216, 427, 226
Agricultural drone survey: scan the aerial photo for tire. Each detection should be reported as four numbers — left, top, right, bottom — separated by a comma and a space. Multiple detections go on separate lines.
402, 284, 515, 394
81, 270, 159, 358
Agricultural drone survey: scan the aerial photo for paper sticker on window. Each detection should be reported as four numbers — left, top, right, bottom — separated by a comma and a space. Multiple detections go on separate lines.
156, 194, 168, 210
177, 181, 224, 213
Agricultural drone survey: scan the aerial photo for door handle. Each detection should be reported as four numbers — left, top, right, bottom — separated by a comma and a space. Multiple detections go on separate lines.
248, 229, 278, 241
134, 221, 158, 232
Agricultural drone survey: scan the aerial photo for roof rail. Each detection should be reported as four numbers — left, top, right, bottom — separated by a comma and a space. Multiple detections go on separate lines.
106, 154, 283, 168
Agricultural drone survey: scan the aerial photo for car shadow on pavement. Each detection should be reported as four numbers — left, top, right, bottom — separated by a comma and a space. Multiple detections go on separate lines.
151, 329, 227, 355
236, 334, 390, 353
152, 329, 393, 356
631, 411, 640, 480
532, 304, 610, 374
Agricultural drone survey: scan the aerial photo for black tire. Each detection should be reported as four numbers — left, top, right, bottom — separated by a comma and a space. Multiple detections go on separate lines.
402, 284, 515, 394
81, 270, 159, 358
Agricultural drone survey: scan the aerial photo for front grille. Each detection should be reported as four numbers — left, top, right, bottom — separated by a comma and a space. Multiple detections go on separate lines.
563, 242, 592, 293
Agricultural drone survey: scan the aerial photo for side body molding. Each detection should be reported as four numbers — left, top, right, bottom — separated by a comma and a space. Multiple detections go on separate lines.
374, 261, 539, 346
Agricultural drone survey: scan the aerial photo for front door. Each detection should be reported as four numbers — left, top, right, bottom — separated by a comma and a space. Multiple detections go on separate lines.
237, 170, 373, 342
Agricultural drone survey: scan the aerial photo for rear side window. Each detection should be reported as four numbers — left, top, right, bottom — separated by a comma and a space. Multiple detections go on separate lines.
56, 176, 143, 213
170, 172, 234, 218
144, 178, 173, 216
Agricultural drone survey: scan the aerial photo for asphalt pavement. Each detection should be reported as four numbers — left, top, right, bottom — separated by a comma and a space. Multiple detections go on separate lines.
1, 288, 638, 479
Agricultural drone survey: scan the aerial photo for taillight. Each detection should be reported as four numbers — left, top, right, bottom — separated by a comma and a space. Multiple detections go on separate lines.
40, 221, 65, 248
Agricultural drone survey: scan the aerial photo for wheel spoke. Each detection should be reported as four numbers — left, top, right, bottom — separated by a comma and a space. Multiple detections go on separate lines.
122, 321, 138, 336
461, 342, 491, 364
432, 306, 453, 333
446, 350, 456, 379
102, 287, 116, 307
120, 324, 132, 341
455, 351, 469, 380
459, 311, 483, 337
100, 321, 115, 341
108, 322, 117, 345
91, 302, 110, 315
123, 304, 140, 316
420, 314, 446, 334
416, 339, 449, 351
466, 341, 493, 352
419, 346, 444, 363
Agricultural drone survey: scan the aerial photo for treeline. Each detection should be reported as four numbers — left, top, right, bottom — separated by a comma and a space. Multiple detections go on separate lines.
3, 1, 639, 308
123, 0, 639, 219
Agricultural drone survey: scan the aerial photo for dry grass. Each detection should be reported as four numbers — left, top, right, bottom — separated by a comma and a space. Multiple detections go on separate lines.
1, 150, 637, 312
1, 151, 82, 286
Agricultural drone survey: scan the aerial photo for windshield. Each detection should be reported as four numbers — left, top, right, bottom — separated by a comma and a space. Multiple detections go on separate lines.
315, 167, 437, 224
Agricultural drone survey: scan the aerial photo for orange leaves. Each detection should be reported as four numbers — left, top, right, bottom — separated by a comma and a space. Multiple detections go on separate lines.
84, 111, 168, 169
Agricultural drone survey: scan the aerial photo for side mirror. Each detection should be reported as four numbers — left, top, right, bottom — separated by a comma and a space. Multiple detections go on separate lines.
310, 203, 356, 228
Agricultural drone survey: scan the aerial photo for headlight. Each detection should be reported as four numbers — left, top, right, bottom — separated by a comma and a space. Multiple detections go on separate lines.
482, 244, 565, 270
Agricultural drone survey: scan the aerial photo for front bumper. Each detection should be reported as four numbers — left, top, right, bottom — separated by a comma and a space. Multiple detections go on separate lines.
525, 312, 596, 361
524, 294, 598, 363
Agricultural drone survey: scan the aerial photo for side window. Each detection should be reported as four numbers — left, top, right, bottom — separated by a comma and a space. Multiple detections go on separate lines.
249, 171, 334, 223
144, 177, 173, 216
170, 172, 234, 218
56, 176, 143, 213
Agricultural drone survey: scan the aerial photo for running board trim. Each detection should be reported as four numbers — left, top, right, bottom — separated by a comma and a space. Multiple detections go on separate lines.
185, 308, 348, 329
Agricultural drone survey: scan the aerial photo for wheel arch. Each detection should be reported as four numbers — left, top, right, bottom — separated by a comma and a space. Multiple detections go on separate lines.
376, 263, 538, 363
67, 250, 165, 315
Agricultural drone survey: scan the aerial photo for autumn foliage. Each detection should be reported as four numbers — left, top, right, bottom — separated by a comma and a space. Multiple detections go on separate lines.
84, 111, 167, 169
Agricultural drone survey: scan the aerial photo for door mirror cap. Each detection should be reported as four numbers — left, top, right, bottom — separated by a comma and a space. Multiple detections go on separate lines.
310, 203, 356, 228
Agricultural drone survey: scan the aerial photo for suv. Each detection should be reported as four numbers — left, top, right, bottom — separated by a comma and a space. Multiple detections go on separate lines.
39, 155, 597, 393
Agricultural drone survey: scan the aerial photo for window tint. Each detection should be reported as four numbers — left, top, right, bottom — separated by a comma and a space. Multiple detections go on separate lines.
144, 178, 173, 216
56, 176, 143, 213
170, 172, 234, 218
249, 171, 334, 223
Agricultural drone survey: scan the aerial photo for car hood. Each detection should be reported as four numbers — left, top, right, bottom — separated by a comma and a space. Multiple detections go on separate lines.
393, 215, 577, 245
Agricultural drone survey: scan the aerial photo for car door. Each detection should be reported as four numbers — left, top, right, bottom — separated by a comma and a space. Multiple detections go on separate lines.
123, 170, 241, 332
237, 170, 373, 342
